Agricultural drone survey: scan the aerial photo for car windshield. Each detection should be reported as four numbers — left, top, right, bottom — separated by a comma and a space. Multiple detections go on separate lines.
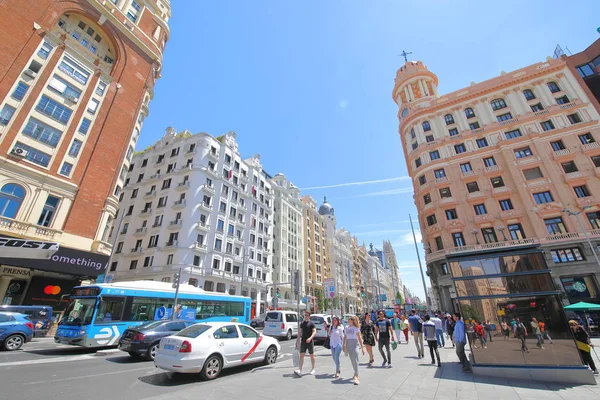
310, 316, 325, 324
176, 324, 211, 338
60, 298, 97, 326
265, 312, 281, 322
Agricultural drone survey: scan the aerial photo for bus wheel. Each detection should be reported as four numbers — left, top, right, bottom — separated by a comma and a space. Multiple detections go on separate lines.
201, 354, 222, 380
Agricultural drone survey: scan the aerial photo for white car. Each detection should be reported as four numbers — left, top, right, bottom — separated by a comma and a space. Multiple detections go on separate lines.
154, 322, 280, 380
310, 314, 335, 342
262, 311, 299, 340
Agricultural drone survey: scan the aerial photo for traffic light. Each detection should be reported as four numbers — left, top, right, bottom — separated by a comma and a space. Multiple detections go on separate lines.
172, 271, 180, 289
360, 286, 365, 298
276, 287, 280, 298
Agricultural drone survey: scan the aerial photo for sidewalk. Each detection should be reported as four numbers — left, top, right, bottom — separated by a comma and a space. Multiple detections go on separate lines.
140, 338, 600, 400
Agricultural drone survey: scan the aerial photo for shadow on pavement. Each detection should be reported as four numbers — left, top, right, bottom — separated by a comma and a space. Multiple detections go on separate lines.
104, 355, 151, 364
23, 347, 105, 356
139, 363, 257, 387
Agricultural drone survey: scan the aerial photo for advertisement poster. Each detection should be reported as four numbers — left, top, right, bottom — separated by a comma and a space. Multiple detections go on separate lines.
154, 306, 196, 321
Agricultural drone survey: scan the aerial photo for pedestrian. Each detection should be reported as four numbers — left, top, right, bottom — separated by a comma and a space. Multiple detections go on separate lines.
467, 321, 477, 348
501, 319, 510, 341
408, 309, 424, 358
360, 312, 376, 366
328, 316, 345, 378
530, 317, 544, 349
474, 321, 487, 348
431, 313, 445, 348
446, 315, 455, 347
452, 312, 471, 372
375, 310, 394, 367
391, 312, 402, 346
343, 315, 365, 384
538, 320, 553, 344
423, 314, 441, 367
569, 319, 598, 375
400, 314, 410, 344
511, 318, 517, 338
515, 317, 529, 353
485, 321, 493, 342
294, 311, 317, 376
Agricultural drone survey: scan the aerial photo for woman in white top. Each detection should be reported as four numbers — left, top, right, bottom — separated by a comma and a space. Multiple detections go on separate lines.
343, 315, 365, 385
329, 317, 345, 378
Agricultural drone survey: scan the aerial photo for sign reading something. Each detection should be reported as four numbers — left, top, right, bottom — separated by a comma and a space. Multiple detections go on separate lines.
324, 278, 335, 299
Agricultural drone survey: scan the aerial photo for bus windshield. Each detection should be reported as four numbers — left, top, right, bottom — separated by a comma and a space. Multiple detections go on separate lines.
60, 298, 97, 326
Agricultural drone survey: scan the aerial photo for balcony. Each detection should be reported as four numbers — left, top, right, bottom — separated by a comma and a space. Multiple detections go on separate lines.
172, 199, 186, 209
467, 191, 485, 200
196, 221, 210, 232
474, 214, 492, 223
177, 181, 190, 190
193, 242, 208, 252
130, 247, 143, 255
235, 218, 245, 226
492, 186, 510, 195
484, 165, 501, 174
552, 149, 571, 159
576, 196, 598, 208
238, 203, 248, 212
499, 209, 522, 219
169, 219, 182, 229
165, 240, 178, 247
240, 174, 249, 182
435, 176, 449, 185
176, 165, 194, 174
134, 227, 147, 236
201, 184, 215, 194
201, 202, 213, 211
582, 142, 600, 153
440, 196, 457, 204
207, 150, 219, 161
425, 238, 538, 263
139, 208, 152, 216
148, 173, 161, 181
515, 156, 539, 166
564, 171, 583, 181
185, 147, 197, 156
203, 167, 218, 178
461, 170, 476, 179
0, 217, 63, 241
144, 190, 156, 199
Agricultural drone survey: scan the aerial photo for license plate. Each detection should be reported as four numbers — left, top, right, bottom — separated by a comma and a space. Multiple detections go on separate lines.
60, 340, 69, 344
269, 323, 277, 328
164, 344, 175, 350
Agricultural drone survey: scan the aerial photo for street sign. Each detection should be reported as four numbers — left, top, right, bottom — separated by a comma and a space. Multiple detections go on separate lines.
271, 297, 279, 307
324, 278, 335, 299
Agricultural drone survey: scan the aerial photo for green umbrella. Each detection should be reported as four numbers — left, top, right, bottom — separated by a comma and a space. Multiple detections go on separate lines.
564, 302, 600, 310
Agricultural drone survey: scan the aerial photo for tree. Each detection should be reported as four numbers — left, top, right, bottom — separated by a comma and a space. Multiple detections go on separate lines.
395, 291, 404, 305
461, 304, 483, 323
314, 289, 324, 311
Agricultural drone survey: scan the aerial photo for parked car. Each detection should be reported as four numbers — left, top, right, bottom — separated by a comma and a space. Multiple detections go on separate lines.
250, 313, 266, 330
0, 305, 53, 337
154, 322, 280, 380
262, 310, 299, 340
118, 320, 194, 360
0, 312, 34, 351
310, 314, 334, 343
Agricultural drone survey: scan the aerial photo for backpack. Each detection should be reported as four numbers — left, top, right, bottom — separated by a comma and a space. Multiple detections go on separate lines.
516, 323, 526, 335
417, 320, 423, 333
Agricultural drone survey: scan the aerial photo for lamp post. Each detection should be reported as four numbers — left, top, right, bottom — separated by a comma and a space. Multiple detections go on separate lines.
563, 206, 600, 269
497, 226, 507, 241
409, 214, 431, 311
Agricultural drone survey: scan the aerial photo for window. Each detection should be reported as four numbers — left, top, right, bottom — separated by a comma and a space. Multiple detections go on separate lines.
415, 157, 422, 168
523, 89, 536, 101
429, 150, 440, 160
574, 185, 591, 198
37, 195, 60, 227
426, 214, 437, 226
48, 75, 81, 100
481, 228, 498, 243
499, 199, 513, 211
497, 112, 513, 122
504, 129, 522, 139
444, 114, 455, 125
550, 140, 565, 151
544, 217, 567, 235
514, 147, 533, 159
576, 64, 595, 78
96, 81, 107, 96
483, 157, 496, 167
547, 82, 561, 93
454, 143, 466, 154
37, 41, 53, 59
214, 238, 222, 251
561, 161, 578, 173
533, 191, 553, 204
68, 139, 83, 157
490, 176, 504, 188
579, 133, 595, 144
556, 95, 570, 105
127, 0, 141, 22
212, 258, 221, 270
439, 187, 452, 198
448, 128, 459, 136
129, 260, 138, 270
567, 113, 582, 124
143, 256, 153, 267
0, 104, 16, 125
460, 162, 472, 173
469, 121, 480, 130
592, 155, 600, 168
422, 121, 431, 131
411, 142, 418, 150
466, 182, 479, 193
490, 98, 507, 111
541, 120, 555, 131
36, 95, 72, 124
11, 82, 29, 101
551, 248, 584, 263
434, 168, 446, 178
435, 237, 444, 251
508, 224, 526, 240
452, 232, 465, 247
115, 242, 123, 253
523, 167, 543, 180
59, 162, 73, 176
474, 204, 487, 215
587, 212, 600, 229
423, 194, 431, 204
217, 219, 224, 232
445, 209, 458, 220
87, 98, 99, 114
13, 142, 51, 167
78, 118, 91, 135
418, 175, 426, 185
410, 128, 416, 139
166, 254, 173, 265
148, 235, 159, 248
426, 135, 434, 143
22, 118, 63, 147
476, 138, 488, 148
464, 108, 476, 119
0, 183, 25, 218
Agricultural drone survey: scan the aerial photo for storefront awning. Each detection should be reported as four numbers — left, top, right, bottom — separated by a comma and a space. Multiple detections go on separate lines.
0, 235, 59, 260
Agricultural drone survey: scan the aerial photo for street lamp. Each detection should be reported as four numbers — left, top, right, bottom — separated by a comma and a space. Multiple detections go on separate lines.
497, 226, 507, 241
562, 206, 600, 269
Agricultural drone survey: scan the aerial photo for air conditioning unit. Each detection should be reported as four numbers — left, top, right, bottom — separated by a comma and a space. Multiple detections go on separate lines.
65, 95, 79, 103
11, 147, 27, 157
24, 69, 37, 79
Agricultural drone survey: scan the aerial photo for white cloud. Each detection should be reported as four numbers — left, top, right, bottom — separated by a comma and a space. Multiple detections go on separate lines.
301, 176, 410, 190
338, 99, 349, 109
350, 187, 414, 198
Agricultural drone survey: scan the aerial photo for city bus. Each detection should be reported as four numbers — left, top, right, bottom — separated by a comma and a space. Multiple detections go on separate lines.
54, 281, 251, 348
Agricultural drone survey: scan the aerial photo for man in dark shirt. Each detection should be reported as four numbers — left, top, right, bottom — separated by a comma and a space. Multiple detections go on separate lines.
374, 310, 395, 367
295, 311, 317, 376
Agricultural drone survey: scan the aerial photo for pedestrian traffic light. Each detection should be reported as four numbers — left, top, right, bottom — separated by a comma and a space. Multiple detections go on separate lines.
276, 287, 280, 298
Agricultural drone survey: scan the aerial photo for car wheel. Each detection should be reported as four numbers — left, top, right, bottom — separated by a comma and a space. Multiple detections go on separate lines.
264, 346, 278, 365
201, 354, 222, 380
3, 334, 24, 351
286, 329, 292, 340
146, 343, 159, 360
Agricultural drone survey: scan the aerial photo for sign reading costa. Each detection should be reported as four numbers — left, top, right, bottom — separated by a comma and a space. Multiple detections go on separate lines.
0, 236, 59, 259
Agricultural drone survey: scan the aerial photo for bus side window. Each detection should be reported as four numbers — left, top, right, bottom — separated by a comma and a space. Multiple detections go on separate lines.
96, 297, 124, 322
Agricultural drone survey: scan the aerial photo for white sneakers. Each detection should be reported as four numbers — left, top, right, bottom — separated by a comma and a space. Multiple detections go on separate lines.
309, 369, 316, 375
294, 369, 316, 376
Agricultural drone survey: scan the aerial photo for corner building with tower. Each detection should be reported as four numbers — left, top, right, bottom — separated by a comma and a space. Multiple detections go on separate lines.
393, 41, 600, 383
0, 0, 170, 306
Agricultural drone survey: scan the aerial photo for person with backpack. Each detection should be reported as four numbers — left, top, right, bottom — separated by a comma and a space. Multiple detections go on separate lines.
515, 318, 529, 353
408, 309, 424, 358
423, 314, 441, 367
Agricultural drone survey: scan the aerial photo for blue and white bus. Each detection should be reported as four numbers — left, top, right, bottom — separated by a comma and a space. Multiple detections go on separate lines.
54, 281, 251, 348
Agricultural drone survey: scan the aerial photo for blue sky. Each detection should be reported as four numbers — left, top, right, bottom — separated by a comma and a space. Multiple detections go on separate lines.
139, 0, 600, 299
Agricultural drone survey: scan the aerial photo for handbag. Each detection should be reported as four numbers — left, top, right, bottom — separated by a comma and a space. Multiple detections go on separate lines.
391, 341, 398, 351
577, 340, 591, 353
323, 336, 331, 349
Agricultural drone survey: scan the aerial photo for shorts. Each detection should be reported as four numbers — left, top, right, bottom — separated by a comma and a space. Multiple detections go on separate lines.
300, 341, 314, 354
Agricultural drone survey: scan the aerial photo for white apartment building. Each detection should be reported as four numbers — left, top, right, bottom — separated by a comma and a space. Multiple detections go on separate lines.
109, 129, 274, 316
368, 254, 394, 308
334, 228, 359, 314
270, 174, 304, 308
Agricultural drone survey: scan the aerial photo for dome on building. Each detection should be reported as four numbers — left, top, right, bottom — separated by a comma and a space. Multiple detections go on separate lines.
318, 196, 334, 216
392, 60, 439, 105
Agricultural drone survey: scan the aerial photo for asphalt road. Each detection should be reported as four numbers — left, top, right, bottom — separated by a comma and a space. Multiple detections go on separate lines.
0, 335, 307, 400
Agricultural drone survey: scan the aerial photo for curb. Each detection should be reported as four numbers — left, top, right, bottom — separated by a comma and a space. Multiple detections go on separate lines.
94, 349, 121, 357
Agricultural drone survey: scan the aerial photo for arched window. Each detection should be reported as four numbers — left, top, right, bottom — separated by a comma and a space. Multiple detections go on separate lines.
523, 89, 536, 101
422, 121, 431, 132
547, 81, 561, 93
464, 108, 476, 119
0, 183, 25, 219
444, 114, 455, 125
490, 98, 507, 111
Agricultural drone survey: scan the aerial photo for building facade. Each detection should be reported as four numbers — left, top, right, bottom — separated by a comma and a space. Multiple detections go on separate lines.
109, 129, 273, 318
382, 240, 402, 301
0, 0, 170, 306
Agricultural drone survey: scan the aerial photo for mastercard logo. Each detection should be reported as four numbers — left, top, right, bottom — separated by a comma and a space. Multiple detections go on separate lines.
44, 285, 61, 295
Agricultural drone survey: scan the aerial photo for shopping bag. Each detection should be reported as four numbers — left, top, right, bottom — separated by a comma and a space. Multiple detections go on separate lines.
391, 341, 398, 351
577, 340, 591, 353
292, 349, 299, 367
